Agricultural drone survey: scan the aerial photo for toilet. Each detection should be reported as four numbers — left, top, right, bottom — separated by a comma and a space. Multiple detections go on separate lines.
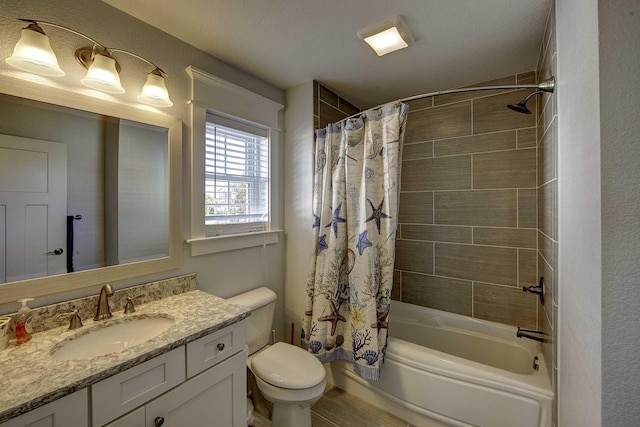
228, 287, 326, 427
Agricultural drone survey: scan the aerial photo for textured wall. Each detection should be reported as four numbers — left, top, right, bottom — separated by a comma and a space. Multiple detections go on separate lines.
393, 72, 540, 329
599, 0, 640, 426
556, 0, 603, 425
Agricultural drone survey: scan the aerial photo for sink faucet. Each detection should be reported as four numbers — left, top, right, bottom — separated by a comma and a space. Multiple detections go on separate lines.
94, 284, 114, 321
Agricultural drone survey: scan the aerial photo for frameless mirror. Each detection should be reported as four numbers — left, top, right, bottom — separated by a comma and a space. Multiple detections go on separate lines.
0, 75, 181, 304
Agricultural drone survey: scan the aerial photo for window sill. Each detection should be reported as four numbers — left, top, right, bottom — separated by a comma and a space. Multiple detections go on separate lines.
186, 230, 282, 256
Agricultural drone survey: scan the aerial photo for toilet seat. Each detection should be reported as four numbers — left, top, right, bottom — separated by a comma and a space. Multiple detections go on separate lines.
251, 342, 325, 389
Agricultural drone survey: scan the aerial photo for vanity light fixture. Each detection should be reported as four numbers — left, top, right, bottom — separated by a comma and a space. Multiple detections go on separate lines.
6, 19, 173, 107
357, 16, 415, 57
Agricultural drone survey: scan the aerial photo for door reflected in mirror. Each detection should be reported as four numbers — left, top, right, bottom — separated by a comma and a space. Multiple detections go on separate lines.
0, 93, 169, 284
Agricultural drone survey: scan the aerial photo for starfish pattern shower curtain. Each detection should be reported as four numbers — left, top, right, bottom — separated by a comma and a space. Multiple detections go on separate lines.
302, 102, 408, 381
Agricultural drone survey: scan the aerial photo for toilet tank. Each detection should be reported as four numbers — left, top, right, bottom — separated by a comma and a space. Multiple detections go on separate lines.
227, 287, 277, 355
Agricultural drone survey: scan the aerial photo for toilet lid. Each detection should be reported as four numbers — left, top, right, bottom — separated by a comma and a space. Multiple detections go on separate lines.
251, 342, 325, 390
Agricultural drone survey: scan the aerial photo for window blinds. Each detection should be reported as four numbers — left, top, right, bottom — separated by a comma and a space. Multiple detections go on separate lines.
205, 113, 269, 236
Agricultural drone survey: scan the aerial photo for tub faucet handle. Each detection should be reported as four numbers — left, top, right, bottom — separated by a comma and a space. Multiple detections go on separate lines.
522, 277, 545, 305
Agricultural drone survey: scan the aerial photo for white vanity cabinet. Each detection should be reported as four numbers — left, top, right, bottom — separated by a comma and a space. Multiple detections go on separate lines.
0, 321, 247, 427
102, 320, 247, 427
0, 390, 88, 427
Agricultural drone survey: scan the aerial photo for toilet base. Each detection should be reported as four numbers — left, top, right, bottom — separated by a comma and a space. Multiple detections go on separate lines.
271, 401, 312, 427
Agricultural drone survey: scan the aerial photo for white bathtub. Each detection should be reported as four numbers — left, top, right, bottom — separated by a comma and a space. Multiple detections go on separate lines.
328, 301, 553, 427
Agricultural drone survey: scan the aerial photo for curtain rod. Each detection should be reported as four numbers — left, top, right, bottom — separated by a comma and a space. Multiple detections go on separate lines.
341, 76, 555, 122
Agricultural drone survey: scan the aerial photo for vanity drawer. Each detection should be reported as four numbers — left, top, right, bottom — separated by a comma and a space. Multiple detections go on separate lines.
186, 320, 246, 378
91, 346, 185, 426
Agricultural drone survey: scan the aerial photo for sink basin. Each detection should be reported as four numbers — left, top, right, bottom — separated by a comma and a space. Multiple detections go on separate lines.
51, 315, 174, 360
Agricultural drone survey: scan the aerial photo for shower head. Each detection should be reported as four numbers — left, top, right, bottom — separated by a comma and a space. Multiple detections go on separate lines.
507, 90, 542, 115
506, 76, 555, 115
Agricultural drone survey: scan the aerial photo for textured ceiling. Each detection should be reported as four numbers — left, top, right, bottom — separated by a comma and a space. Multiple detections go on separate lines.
103, 0, 551, 109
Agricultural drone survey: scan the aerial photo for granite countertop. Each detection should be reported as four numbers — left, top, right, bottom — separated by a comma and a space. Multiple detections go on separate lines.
0, 290, 250, 422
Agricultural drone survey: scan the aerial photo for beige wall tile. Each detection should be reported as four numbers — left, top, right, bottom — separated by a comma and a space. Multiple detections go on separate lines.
401, 272, 472, 315
401, 224, 472, 243
518, 189, 537, 228
539, 122, 557, 185
538, 230, 555, 267
538, 252, 554, 317
319, 101, 348, 128
517, 128, 537, 148
405, 101, 472, 142
434, 131, 516, 157
319, 85, 339, 108
395, 240, 433, 274
473, 90, 536, 134
519, 249, 538, 286
338, 98, 359, 116
538, 180, 556, 239
473, 149, 537, 189
435, 190, 517, 227
473, 283, 537, 328
399, 192, 433, 224
517, 71, 537, 84
435, 243, 517, 286
407, 97, 433, 111
473, 227, 537, 248
392, 270, 401, 301
402, 156, 471, 191
434, 75, 516, 106
403, 141, 433, 160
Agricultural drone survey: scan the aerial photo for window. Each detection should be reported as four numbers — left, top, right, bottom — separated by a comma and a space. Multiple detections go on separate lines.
205, 114, 269, 236
186, 66, 283, 255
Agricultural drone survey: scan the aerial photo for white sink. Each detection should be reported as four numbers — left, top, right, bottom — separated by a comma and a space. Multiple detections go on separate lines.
51, 315, 174, 360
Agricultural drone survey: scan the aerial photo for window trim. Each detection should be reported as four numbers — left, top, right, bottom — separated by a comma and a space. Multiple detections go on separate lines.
186, 67, 283, 256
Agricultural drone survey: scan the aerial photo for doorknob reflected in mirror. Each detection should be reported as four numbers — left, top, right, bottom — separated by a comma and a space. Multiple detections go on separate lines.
46, 248, 64, 255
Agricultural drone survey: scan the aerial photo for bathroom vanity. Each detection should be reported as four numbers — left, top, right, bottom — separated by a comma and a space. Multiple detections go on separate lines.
0, 282, 250, 427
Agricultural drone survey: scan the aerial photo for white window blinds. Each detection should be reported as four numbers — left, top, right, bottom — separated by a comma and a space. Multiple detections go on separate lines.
205, 113, 270, 236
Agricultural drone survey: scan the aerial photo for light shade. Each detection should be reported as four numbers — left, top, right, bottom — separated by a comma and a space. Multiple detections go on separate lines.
138, 69, 173, 107
6, 24, 65, 77
358, 16, 415, 57
80, 52, 125, 94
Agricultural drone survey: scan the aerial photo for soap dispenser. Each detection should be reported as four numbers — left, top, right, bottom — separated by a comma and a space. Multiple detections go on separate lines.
15, 298, 34, 345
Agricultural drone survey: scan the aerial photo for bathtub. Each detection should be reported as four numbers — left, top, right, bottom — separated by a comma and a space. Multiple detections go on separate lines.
327, 301, 553, 427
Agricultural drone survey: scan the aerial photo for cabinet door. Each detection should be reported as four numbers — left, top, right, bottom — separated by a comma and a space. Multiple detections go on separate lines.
104, 408, 145, 427
145, 349, 247, 427
0, 389, 87, 427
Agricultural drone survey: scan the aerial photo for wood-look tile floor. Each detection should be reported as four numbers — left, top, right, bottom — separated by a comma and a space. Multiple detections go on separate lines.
310, 387, 415, 427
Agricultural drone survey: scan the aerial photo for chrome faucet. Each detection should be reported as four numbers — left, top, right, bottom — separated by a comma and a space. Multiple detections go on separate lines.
516, 327, 545, 342
94, 284, 114, 321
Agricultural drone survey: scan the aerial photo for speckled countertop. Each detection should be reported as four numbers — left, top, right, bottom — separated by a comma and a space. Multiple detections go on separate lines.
0, 290, 250, 422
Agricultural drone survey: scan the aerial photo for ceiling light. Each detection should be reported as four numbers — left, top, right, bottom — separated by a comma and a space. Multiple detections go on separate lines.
6, 23, 65, 76
6, 19, 173, 108
80, 50, 125, 94
358, 16, 415, 57
138, 68, 173, 107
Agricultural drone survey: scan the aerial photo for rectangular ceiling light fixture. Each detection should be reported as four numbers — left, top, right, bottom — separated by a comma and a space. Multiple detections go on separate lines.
358, 16, 415, 57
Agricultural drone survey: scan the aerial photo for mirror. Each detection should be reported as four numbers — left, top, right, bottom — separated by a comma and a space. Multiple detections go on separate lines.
0, 74, 181, 304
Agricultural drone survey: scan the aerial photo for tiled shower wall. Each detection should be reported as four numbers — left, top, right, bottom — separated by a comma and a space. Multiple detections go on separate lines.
313, 81, 359, 129
536, 1, 558, 421
393, 72, 540, 329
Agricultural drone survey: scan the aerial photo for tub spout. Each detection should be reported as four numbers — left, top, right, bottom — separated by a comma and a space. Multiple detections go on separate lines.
516, 327, 545, 342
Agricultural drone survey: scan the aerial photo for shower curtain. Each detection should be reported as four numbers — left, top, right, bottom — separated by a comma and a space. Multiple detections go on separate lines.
302, 102, 408, 381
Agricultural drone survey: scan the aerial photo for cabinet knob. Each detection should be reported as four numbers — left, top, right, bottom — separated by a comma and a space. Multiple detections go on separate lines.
154, 416, 165, 426
217, 342, 225, 351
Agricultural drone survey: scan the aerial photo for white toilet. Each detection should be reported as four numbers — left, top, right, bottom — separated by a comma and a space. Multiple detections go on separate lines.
228, 287, 326, 427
